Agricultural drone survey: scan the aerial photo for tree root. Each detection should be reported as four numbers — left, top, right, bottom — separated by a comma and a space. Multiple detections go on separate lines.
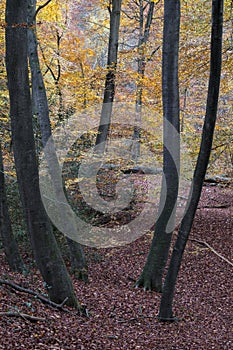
135, 273, 162, 292
157, 315, 181, 322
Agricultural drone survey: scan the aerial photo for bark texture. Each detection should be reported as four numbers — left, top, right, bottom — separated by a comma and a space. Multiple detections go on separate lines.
136, 0, 180, 292
27, 0, 87, 281
5, 0, 79, 307
132, 0, 155, 160
0, 142, 24, 272
158, 0, 224, 321
95, 0, 122, 153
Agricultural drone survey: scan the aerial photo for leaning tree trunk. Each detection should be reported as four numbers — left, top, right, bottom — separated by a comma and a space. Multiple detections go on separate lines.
0, 142, 24, 272
95, 0, 122, 153
158, 0, 224, 321
136, 0, 180, 292
5, 0, 79, 308
27, 0, 88, 281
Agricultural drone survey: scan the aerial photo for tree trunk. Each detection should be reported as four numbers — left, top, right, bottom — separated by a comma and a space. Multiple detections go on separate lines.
136, 0, 180, 292
66, 237, 88, 281
0, 142, 24, 272
95, 0, 122, 153
132, 0, 155, 160
27, 0, 87, 281
158, 0, 224, 321
5, 0, 79, 308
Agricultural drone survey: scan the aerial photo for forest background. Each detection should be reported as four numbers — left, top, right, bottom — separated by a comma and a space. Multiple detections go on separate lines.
0, 0, 232, 349
0, 0, 232, 176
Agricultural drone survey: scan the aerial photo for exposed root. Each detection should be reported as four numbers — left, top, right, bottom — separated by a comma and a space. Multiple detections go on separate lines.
135, 273, 162, 293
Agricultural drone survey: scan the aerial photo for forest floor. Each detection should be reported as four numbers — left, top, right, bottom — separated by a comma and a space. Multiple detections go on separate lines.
0, 184, 232, 350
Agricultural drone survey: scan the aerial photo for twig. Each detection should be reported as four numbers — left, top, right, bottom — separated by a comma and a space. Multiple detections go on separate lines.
0, 279, 70, 311
117, 317, 137, 323
197, 204, 231, 209
34, 0, 53, 19
147, 46, 160, 62
189, 238, 233, 267
0, 311, 46, 322
117, 315, 154, 324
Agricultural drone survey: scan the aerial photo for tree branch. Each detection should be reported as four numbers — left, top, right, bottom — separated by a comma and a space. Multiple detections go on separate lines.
198, 204, 230, 209
189, 237, 233, 267
0, 279, 70, 311
0, 311, 46, 322
34, 0, 53, 20
147, 45, 160, 61
38, 42, 57, 82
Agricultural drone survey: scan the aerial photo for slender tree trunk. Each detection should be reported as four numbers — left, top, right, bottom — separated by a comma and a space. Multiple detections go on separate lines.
95, 0, 122, 153
132, 0, 155, 160
0, 142, 24, 272
136, 0, 180, 292
27, 0, 87, 281
66, 237, 88, 281
158, 0, 224, 321
5, 0, 79, 308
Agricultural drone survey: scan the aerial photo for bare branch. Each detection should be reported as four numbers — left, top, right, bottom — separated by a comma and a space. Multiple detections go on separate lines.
38, 42, 57, 82
147, 45, 160, 61
0, 311, 46, 322
34, 0, 53, 20
189, 237, 233, 267
0, 279, 70, 311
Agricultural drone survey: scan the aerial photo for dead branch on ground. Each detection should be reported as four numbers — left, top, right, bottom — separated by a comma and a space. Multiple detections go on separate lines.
0, 279, 69, 311
189, 237, 233, 267
0, 311, 46, 322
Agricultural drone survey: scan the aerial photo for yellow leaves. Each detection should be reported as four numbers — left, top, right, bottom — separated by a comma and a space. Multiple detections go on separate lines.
66, 178, 84, 186
1, 0, 230, 177
0, 117, 8, 123
62, 35, 96, 66
37, 0, 62, 24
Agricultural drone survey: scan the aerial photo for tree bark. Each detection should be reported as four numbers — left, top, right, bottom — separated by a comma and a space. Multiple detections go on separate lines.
5, 0, 79, 308
132, 0, 155, 160
158, 0, 224, 321
95, 0, 122, 153
66, 237, 88, 281
27, 0, 87, 281
136, 0, 180, 292
0, 142, 24, 272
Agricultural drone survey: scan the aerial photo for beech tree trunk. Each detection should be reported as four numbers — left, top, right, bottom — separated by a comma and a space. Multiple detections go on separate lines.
0, 142, 24, 272
132, 0, 155, 160
158, 0, 224, 321
95, 0, 122, 153
27, 0, 87, 281
5, 0, 79, 308
136, 0, 180, 292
